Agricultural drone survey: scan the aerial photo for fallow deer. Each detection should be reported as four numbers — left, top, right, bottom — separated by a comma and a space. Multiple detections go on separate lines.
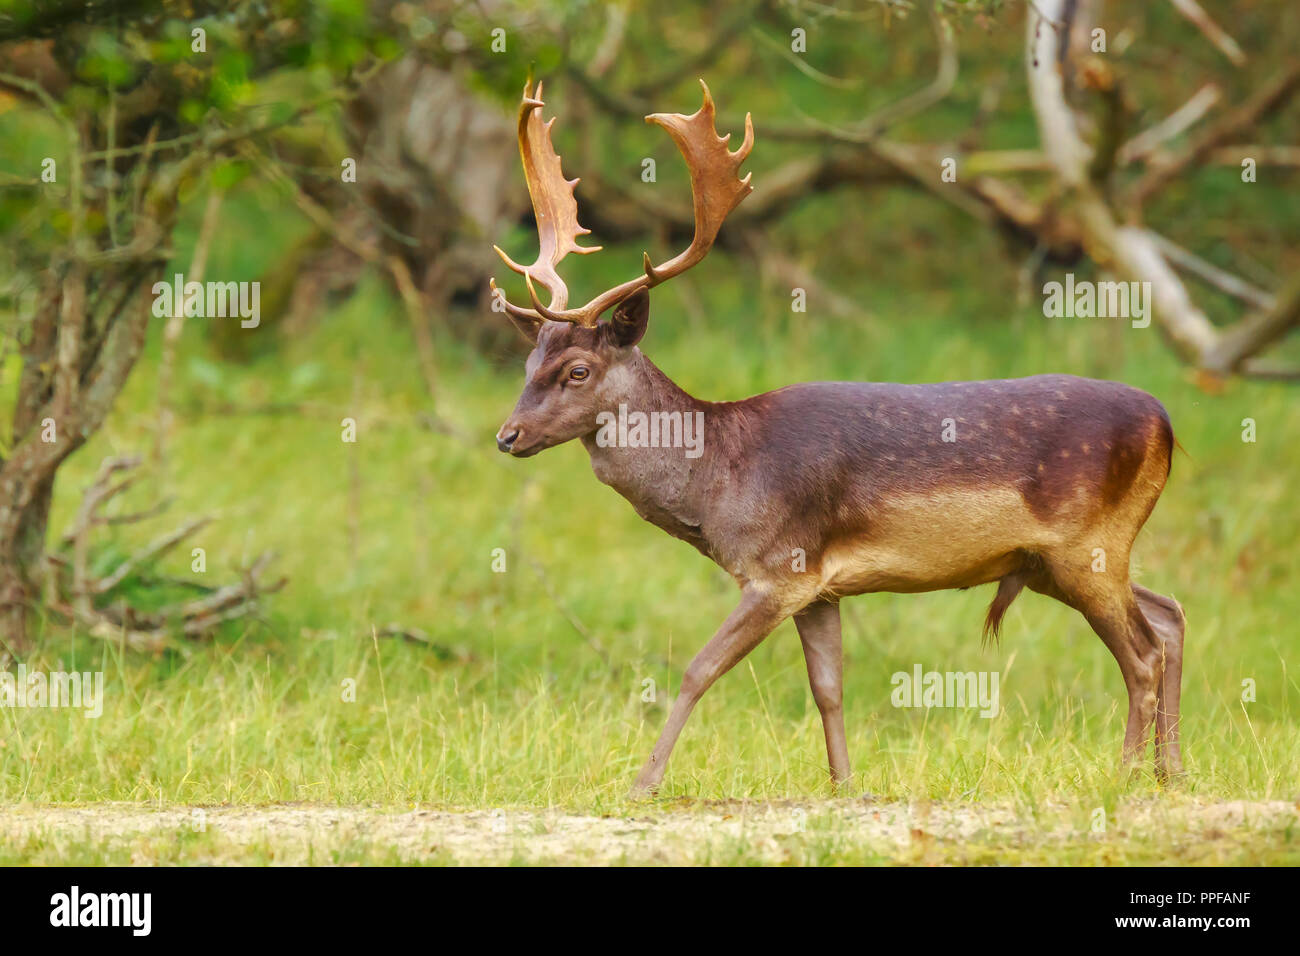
491, 79, 1186, 796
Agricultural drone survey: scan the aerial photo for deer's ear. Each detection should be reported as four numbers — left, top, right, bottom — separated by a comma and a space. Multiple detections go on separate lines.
508, 312, 543, 344
608, 288, 650, 347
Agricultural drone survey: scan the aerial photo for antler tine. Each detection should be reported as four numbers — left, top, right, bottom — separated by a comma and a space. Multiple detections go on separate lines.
491, 78, 754, 329
489, 276, 547, 323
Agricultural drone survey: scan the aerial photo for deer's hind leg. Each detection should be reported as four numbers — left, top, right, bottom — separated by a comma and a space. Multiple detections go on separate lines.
1133, 584, 1186, 778
1028, 558, 1164, 770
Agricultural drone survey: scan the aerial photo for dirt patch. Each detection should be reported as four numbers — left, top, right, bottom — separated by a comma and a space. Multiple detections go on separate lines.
2, 799, 1296, 865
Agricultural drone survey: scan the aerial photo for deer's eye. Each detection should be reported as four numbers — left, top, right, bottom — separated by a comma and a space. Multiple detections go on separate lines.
568, 366, 590, 382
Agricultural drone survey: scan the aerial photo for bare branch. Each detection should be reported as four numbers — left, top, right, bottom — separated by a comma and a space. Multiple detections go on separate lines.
1146, 232, 1275, 310
789, 8, 957, 141
1208, 145, 1300, 167
64, 455, 141, 614
588, 3, 629, 79
180, 601, 264, 636
166, 551, 285, 625
1204, 273, 1300, 376
1113, 226, 1221, 360
854, 8, 958, 137
964, 144, 1300, 174
94, 516, 213, 595
1239, 358, 1300, 381
1166, 0, 1247, 67
1132, 62, 1300, 207
47, 459, 285, 647
962, 149, 1054, 174
1026, 0, 1090, 187
742, 232, 872, 321
748, 24, 862, 89
1120, 83, 1220, 165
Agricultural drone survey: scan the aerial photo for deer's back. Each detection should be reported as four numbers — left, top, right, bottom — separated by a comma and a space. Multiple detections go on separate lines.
708, 374, 1173, 597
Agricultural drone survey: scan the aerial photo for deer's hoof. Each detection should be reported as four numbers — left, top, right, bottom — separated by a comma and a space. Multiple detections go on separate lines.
1155, 765, 1188, 786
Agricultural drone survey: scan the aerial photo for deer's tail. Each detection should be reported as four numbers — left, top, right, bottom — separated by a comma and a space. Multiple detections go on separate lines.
983, 573, 1027, 647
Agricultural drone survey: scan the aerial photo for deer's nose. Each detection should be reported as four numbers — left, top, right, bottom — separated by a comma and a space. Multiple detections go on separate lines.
497, 427, 520, 453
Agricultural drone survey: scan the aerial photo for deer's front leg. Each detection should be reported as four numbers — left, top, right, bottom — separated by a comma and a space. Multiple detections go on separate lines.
794, 599, 851, 788
630, 587, 788, 797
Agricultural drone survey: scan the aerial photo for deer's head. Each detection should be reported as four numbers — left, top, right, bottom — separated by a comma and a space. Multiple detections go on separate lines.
491, 79, 753, 457
495, 293, 649, 456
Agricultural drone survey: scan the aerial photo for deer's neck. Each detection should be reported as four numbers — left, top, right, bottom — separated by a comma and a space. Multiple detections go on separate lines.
579, 352, 716, 533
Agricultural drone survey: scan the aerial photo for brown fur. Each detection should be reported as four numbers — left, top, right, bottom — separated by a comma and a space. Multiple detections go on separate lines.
496, 295, 1185, 792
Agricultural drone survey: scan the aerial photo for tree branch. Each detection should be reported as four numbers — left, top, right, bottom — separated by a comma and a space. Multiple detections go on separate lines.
1132, 62, 1300, 208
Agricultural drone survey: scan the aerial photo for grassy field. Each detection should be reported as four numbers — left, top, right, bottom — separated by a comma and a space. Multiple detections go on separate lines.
2, 175, 1299, 865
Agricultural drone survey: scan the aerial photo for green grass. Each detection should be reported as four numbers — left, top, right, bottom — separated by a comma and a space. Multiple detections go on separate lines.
3, 185, 1300, 863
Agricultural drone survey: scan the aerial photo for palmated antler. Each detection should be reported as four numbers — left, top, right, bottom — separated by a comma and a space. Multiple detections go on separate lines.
492, 78, 601, 316
491, 78, 754, 328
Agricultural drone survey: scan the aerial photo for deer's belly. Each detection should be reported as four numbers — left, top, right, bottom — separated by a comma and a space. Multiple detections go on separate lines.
818, 485, 1059, 594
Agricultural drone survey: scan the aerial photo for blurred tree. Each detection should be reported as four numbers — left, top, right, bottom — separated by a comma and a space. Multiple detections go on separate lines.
1021, 0, 1300, 384
0, 0, 396, 654
323, 0, 1299, 378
